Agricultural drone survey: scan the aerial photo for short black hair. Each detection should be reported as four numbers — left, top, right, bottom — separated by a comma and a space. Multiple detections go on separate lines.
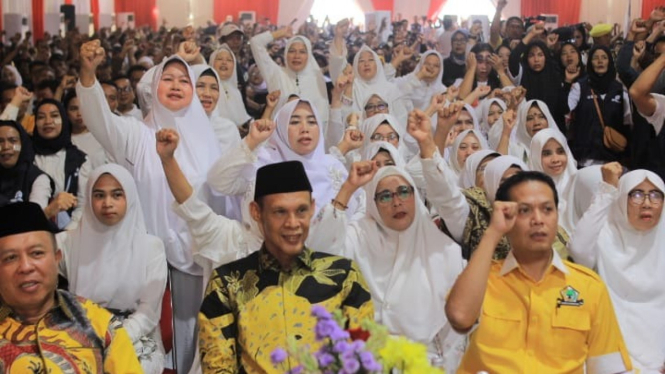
99, 80, 118, 90
128, 64, 148, 75
36, 79, 58, 93
495, 171, 559, 208
112, 74, 130, 82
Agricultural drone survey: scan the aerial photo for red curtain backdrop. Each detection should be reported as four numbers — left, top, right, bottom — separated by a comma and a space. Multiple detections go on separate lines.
642, 0, 661, 19
90, 0, 99, 30
114, 0, 157, 29
32, 0, 45, 40
521, 0, 581, 26
371, 0, 394, 13
427, 0, 447, 19
64, 0, 73, 4
213, 0, 279, 24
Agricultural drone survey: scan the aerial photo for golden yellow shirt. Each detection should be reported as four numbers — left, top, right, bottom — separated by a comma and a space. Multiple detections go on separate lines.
458, 250, 632, 374
0, 290, 143, 373
198, 246, 374, 374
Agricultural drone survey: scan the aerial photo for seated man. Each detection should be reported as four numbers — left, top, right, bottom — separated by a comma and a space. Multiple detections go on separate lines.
155, 128, 374, 373
0, 202, 142, 373
445, 171, 632, 374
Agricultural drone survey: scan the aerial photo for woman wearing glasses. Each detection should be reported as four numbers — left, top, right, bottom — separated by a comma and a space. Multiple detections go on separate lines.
569, 163, 665, 374
319, 110, 466, 373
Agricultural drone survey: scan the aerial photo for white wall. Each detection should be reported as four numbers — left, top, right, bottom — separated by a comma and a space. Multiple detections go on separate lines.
157, 0, 191, 28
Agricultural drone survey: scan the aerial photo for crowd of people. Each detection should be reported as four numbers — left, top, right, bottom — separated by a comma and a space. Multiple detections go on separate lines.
1, 0, 665, 372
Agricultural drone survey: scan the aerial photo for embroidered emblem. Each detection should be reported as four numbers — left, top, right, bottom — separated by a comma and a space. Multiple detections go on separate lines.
557, 285, 584, 307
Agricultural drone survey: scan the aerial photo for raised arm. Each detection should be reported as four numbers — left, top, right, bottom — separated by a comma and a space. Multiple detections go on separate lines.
250, 28, 291, 86
445, 201, 517, 333
157, 128, 251, 272
459, 53, 477, 99
76, 40, 144, 165
489, 0, 507, 49
408, 108, 470, 241
629, 51, 665, 119
568, 163, 621, 269
207, 119, 276, 196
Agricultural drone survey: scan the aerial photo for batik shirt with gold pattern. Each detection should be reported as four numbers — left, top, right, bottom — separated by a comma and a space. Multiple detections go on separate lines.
0, 290, 142, 373
198, 246, 374, 373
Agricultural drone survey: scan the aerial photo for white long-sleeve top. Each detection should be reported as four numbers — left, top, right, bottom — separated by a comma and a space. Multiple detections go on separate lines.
34, 150, 89, 230
56, 232, 167, 344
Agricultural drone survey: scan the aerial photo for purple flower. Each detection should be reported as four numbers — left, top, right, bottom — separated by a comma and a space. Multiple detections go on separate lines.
270, 348, 288, 364
311, 305, 332, 320
315, 319, 337, 340
350, 340, 365, 352
333, 340, 350, 353
359, 351, 382, 371
287, 366, 303, 374
342, 357, 361, 373
330, 326, 350, 342
316, 351, 336, 367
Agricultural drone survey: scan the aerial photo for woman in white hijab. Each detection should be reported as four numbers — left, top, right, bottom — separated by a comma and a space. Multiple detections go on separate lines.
448, 129, 489, 180
76, 41, 222, 373
458, 150, 500, 190
362, 141, 406, 168
510, 99, 560, 163
191, 65, 241, 153
480, 97, 506, 139
208, 44, 253, 127
352, 46, 412, 125
322, 163, 465, 373
569, 166, 665, 373
250, 28, 329, 130
528, 128, 577, 194
394, 50, 446, 112
57, 164, 167, 374
207, 99, 364, 252
2, 64, 23, 86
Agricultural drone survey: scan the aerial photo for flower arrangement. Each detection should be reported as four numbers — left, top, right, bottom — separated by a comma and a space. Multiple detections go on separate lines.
271, 305, 445, 374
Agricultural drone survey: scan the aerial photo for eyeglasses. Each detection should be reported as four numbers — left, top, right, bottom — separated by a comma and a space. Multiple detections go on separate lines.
370, 133, 399, 142
117, 86, 132, 93
628, 190, 664, 205
374, 185, 414, 204
452, 38, 467, 44
364, 103, 388, 113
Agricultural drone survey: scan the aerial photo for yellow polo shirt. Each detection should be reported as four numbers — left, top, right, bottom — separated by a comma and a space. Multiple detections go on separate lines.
458, 250, 632, 374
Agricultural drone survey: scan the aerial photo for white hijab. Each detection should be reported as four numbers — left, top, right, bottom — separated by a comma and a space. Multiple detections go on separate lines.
191, 64, 242, 153
208, 44, 253, 126
512, 100, 560, 163
353, 166, 464, 344
60, 164, 157, 310
264, 36, 329, 126
449, 129, 489, 178
594, 170, 665, 371
260, 99, 351, 217
138, 55, 222, 273
361, 140, 406, 168
459, 150, 499, 189
528, 128, 577, 194
560, 165, 602, 235
359, 113, 409, 161
408, 50, 446, 111
480, 97, 506, 139
483, 155, 528, 203
353, 46, 411, 124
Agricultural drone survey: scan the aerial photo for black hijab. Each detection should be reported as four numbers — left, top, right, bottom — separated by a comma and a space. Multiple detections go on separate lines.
520, 40, 563, 105
32, 98, 75, 155
587, 45, 617, 95
0, 120, 48, 206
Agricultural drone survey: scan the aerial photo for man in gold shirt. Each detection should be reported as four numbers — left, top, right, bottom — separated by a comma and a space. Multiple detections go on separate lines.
446, 171, 632, 374
197, 161, 374, 373
0, 202, 142, 373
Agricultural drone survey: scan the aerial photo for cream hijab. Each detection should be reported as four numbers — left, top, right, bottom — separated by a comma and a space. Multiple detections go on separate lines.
593, 170, 665, 371
59, 164, 160, 310
208, 44, 253, 126
351, 166, 464, 343
361, 141, 406, 168
191, 64, 242, 153
527, 128, 577, 194
483, 155, 528, 203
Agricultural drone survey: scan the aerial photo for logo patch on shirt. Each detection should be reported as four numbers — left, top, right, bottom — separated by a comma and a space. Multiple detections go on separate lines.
557, 285, 584, 307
